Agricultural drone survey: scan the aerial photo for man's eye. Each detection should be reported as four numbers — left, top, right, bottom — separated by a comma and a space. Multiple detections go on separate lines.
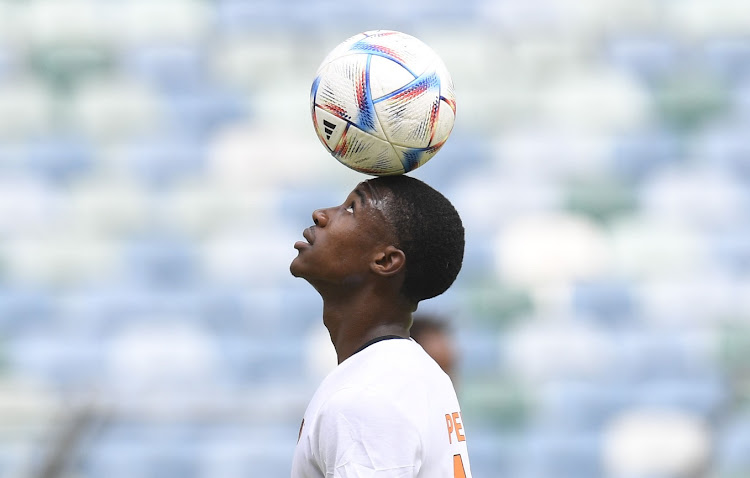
345, 205, 354, 213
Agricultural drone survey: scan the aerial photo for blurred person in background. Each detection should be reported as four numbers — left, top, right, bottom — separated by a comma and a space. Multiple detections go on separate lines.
289, 175, 472, 477
410, 314, 458, 382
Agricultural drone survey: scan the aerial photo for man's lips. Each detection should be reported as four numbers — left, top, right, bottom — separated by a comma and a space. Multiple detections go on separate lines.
294, 227, 315, 250
303, 227, 315, 244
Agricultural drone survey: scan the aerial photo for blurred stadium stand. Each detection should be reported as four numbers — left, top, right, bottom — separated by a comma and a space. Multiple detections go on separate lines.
0, 0, 749, 477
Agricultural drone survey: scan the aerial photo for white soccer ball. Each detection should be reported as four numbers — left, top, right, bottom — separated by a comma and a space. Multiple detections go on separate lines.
310, 30, 456, 176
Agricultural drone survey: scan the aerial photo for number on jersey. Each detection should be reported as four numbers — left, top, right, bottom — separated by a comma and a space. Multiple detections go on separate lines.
453, 454, 466, 478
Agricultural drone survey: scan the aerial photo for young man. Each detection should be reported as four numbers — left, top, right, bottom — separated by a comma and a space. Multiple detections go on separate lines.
289, 175, 472, 478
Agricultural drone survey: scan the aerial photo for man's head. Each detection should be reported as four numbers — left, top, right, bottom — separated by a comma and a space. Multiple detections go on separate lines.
365, 175, 465, 305
290, 175, 465, 307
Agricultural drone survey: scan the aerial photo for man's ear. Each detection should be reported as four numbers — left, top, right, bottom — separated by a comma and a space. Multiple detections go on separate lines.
371, 245, 406, 277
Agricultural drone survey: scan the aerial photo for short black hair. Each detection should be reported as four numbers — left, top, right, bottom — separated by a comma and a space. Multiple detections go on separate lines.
366, 175, 465, 304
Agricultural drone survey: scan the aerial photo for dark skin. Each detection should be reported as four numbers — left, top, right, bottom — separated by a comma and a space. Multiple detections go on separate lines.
290, 181, 415, 364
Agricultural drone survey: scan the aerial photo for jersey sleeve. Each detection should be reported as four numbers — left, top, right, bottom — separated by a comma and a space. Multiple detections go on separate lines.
311, 386, 423, 477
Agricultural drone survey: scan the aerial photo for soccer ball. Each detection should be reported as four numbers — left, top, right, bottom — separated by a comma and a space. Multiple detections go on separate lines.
310, 30, 456, 176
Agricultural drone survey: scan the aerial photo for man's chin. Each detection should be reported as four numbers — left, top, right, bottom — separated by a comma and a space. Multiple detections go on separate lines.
289, 258, 306, 278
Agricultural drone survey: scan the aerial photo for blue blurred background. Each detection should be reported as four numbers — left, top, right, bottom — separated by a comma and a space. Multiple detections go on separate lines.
0, 0, 749, 477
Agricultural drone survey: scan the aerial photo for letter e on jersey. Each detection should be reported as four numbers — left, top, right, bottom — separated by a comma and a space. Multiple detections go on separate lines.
445, 411, 466, 444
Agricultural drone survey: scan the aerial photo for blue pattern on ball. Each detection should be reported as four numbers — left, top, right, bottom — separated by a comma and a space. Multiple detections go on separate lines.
349, 41, 418, 78
401, 148, 422, 172
355, 55, 378, 134
310, 75, 321, 106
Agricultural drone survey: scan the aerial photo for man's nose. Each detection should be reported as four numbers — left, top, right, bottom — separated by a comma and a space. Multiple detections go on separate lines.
312, 209, 327, 226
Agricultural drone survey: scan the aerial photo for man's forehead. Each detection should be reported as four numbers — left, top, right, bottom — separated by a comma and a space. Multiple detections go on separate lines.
355, 180, 388, 202
348, 181, 393, 220
352, 180, 398, 239
351, 185, 367, 204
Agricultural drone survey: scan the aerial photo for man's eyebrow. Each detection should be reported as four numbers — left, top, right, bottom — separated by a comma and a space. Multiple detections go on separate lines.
354, 188, 367, 205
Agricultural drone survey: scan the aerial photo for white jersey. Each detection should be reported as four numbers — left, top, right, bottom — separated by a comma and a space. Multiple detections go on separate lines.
291, 337, 472, 478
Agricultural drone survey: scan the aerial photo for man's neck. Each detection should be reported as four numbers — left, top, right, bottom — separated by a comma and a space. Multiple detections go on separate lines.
322, 302, 411, 364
